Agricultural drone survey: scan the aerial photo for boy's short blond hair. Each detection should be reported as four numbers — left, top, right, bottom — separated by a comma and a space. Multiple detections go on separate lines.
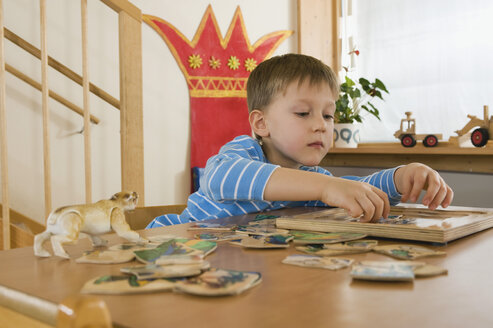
246, 53, 339, 112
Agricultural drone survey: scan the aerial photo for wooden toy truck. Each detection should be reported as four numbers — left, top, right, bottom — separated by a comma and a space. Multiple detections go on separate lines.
452, 105, 493, 147
394, 112, 443, 147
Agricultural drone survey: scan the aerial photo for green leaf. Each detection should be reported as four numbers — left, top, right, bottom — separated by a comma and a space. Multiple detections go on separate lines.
367, 102, 379, 113
374, 78, 389, 93
344, 76, 356, 87
373, 90, 383, 100
349, 88, 361, 99
362, 102, 381, 120
359, 77, 370, 87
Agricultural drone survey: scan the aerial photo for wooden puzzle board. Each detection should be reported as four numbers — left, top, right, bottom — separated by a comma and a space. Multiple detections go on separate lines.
276, 206, 493, 243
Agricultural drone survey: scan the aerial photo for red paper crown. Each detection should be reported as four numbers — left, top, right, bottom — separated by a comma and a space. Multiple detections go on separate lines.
144, 5, 293, 98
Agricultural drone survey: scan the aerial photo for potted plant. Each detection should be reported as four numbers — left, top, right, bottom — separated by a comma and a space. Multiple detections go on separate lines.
334, 74, 389, 148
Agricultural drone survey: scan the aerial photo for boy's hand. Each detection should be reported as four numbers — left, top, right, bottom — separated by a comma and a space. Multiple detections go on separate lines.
320, 178, 390, 223
264, 168, 390, 223
394, 163, 453, 210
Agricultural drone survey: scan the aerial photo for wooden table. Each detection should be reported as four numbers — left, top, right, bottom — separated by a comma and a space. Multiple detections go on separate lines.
1, 207, 493, 328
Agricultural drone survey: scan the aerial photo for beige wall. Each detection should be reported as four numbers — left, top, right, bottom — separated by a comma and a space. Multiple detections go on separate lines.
1, 0, 297, 223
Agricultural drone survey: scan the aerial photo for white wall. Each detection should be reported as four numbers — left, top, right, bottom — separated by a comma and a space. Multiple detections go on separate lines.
1, 0, 296, 223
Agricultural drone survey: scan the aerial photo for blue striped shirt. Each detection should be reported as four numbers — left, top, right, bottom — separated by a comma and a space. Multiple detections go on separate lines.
147, 135, 402, 228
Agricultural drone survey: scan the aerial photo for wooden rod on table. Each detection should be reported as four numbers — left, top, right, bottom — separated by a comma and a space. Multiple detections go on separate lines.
81, 0, 92, 203
3, 27, 120, 110
0, 0, 10, 250
40, 0, 52, 219
5, 64, 100, 124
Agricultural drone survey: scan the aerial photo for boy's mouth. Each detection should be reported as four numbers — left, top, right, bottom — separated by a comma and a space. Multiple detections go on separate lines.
308, 141, 324, 149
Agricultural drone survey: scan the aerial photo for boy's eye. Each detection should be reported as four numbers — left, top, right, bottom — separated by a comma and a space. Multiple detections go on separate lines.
295, 112, 309, 117
324, 114, 334, 120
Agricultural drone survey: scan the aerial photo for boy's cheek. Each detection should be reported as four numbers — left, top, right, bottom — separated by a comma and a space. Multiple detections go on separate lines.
327, 130, 334, 148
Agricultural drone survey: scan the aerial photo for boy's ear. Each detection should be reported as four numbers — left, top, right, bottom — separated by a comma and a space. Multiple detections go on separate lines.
249, 109, 269, 137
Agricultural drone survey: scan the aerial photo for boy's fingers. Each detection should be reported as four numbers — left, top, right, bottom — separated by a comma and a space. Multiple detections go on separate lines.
371, 187, 390, 220
345, 200, 364, 220
422, 176, 441, 206
400, 185, 409, 202
441, 185, 454, 208
356, 197, 375, 223
378, 187, 390, 218
367, 192, 385, 223
428, 184, 448, 210
408, 172, 427, 203
399, 175, 412, 203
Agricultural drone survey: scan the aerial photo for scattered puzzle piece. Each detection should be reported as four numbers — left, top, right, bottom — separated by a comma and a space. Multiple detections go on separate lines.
373, 244, 446, 260
296, 240, 378, 256
188, 222, 236, 231
350, 261, 415, 282
282, 254, 353, 270
175, 238, 218, 256
134, 240, 204, 264
120, 262, 210, 280
234, 225, 290, 236
194, 232, 242, 241
229, 234, 293, 248
81, 275, 176, 294
173, 268, 262, 296
290, 230, 367, 244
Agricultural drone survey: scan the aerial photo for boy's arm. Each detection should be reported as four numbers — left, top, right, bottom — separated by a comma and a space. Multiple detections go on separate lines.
201, 137, 279, 202
202, 155, 278, 202
263, 167, 390, 222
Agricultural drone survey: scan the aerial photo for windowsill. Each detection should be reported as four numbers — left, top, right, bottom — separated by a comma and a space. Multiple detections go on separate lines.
322, 141, 493, 174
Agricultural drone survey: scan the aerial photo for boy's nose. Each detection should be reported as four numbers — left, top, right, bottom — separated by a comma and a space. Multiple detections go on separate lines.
312, 115, 327, 132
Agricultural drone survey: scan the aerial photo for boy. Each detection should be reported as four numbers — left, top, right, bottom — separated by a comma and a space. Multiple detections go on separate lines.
147, 54, 453, 228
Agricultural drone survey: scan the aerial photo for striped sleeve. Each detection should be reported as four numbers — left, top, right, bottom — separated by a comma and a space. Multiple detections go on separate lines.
200, 136, 279, 202
341, 167, 402, 205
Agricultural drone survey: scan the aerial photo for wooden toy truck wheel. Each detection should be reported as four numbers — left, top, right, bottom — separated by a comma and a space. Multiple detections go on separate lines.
471, 128, 489, 147
423, 135, 438, 147
401, 134, 416, 147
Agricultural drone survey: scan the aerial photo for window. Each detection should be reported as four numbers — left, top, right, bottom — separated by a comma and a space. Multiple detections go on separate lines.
347, 0, 493, 143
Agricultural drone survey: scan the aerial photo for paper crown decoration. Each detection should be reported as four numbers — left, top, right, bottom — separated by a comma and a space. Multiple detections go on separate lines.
144, 6, 293, 171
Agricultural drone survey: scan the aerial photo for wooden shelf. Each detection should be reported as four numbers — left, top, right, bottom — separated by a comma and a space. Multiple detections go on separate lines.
322, 142, 493, 174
